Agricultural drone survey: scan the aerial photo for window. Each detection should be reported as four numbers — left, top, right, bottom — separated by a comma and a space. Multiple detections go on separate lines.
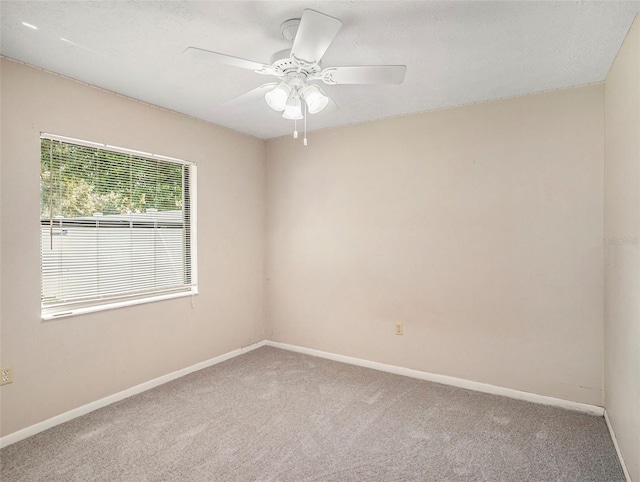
40, 133, 197, 320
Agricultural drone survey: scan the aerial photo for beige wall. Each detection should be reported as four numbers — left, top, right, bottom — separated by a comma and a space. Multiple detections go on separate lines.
266, 85, 605, 406
604, 15, 640, 482
0, 59, 266, 436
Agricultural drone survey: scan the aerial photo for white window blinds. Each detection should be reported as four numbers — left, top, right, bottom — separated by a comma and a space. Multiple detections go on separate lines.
40, 134, 197, 319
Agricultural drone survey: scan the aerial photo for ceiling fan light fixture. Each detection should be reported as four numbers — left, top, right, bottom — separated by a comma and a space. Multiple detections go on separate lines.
301, 84, 329, 114
265, 83, 291, 111
282, 93, 303, 120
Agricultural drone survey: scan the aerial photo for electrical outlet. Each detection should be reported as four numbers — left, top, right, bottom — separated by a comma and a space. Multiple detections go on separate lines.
395, 323, 403, 335
1, 366, 13, 385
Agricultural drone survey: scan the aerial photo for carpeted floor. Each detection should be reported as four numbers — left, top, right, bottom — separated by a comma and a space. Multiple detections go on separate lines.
0, 346, 624, 481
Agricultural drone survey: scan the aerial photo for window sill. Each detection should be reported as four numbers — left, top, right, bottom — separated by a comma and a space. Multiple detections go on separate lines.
41, 289, 199, 321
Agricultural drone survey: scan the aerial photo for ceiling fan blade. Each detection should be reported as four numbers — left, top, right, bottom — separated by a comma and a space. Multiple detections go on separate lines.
291, 9, 342, 64
320, 65, 407, 85
223, 83, 277, 107
184, 47, 269, 72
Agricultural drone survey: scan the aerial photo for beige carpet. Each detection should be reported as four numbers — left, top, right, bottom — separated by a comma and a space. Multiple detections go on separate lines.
0, 346, 624, 481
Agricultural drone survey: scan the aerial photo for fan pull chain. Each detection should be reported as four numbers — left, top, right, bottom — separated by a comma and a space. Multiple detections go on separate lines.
304, 102, 308, 146
293, 119, 298, 139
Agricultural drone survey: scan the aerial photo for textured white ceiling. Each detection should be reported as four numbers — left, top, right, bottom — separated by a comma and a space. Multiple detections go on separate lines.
2, 1, 639, 139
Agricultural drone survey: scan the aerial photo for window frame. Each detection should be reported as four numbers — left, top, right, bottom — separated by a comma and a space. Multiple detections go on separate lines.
39, 133, 198, 320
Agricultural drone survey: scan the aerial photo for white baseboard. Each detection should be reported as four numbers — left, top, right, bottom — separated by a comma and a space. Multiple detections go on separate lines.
265, 340, 604, 416
0, 338, 607, 451
604, 410, 632, 482
0, 340, 266, 449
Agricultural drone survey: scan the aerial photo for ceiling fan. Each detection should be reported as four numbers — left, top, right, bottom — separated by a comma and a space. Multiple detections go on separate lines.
184, 9, 407, 121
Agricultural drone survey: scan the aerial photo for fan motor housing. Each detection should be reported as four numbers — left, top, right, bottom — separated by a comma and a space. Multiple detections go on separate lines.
270, 49, 322, 77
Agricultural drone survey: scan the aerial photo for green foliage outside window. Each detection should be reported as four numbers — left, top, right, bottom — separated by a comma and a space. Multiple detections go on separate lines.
40, 139, 184, 219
